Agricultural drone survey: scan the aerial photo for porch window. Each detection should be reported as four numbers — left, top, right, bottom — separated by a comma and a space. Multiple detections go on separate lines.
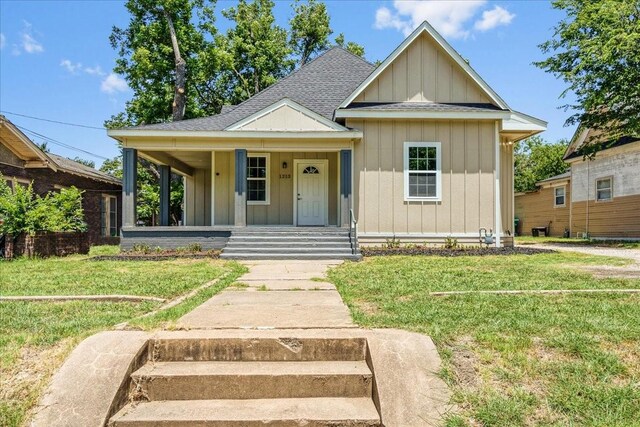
403, 142, 441, 201
247, 153, 270, 205
101, 195, 118, 237
596, 177, 612, 201
554, 186, 566, 207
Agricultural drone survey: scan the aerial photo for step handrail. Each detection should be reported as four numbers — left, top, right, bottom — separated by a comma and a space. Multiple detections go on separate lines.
349, 209, 358, 255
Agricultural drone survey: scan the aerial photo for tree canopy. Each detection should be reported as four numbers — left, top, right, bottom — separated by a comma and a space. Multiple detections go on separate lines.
514, 136, 569, 193
536, 0, 640, 154
289, 0, 332, 67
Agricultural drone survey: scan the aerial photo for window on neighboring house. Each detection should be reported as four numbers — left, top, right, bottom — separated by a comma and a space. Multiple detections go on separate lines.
247, 154, 270, 204
554, 186, 566, 207
596, 177, 613, 201
3, 177, 30, 190
101, 195, 118, 237
404, 142, 441, 201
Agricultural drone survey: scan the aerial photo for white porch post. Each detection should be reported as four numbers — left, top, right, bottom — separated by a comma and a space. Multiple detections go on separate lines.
122, 148, 138, 227
494, 123, 502, 248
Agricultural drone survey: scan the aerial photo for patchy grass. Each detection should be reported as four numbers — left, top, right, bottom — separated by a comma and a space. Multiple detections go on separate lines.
516, 236, 640, 249
0, 250, 244, 427
329, 253, 640, 427
0, 253, 229, 298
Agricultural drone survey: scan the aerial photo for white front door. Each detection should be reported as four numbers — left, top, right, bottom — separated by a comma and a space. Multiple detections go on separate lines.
296, 161, 327, 226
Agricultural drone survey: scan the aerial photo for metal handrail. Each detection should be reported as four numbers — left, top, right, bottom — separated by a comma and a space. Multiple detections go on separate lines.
349, 209, 358, 255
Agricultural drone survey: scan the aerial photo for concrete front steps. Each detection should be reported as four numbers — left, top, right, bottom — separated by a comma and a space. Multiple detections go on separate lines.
220, 227, 360, 260
108, 335, 381, 426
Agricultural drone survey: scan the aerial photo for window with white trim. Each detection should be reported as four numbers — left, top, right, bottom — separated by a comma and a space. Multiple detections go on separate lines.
554, 186, 566, 207
404, 142, 441, 201
101, 195, 118, 237
596, 177, 612, 201
247, 153, 270, 204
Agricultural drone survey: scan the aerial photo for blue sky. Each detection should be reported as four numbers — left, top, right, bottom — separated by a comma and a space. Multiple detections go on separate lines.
0, 0, 575, 167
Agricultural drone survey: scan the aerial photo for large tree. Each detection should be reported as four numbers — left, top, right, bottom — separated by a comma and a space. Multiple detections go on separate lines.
536, 0, 640, 155
514, 136, 569, 193
218, 0, 294, 103
107, 0, 219, 127
289, 0, 332, 67
334, 33, 365, 58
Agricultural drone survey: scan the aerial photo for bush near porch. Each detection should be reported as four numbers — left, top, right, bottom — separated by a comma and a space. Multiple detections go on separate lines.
0, 246, 245, 427
329, 252, 640, 426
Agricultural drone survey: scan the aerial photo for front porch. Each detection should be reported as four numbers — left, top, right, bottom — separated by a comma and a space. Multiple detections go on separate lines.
122, 147, 354, 228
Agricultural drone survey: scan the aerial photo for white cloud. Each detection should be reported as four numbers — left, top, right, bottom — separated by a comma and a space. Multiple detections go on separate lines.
374, 1, 514, 39
20, 21, 43, 53
84, 65, 105, 76
60, 59, 82, 74
474, 6, 515, 31
0, 33, 5, 50
101, 73, 128, 94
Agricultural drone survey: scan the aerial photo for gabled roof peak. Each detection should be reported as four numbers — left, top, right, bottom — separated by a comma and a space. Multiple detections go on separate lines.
338, 20, 510, 110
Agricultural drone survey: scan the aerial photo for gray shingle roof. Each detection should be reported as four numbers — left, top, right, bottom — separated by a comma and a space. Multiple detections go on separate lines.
128, 47, 376, 132
341, 102, 505, 112
536, 171, 571, 184
48, 153, 121, 185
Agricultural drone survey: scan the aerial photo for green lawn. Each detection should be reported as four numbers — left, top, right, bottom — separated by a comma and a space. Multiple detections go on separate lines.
329, 252, 640, 427
0, 246, 245, 427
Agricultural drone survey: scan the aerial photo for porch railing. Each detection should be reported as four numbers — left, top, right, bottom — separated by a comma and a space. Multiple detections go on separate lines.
349, 209, 358, 255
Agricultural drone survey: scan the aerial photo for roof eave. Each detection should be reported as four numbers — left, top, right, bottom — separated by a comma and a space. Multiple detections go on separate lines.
107, 129, 363, 140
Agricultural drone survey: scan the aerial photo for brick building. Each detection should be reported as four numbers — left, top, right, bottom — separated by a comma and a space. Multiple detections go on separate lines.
0, 115, 121, 246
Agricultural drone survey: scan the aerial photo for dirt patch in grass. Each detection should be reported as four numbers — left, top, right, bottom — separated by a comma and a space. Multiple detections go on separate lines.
353, 300, 380, 316
1, 339, 75, 426
449, 337, 479, 388
581, 265, 640, 279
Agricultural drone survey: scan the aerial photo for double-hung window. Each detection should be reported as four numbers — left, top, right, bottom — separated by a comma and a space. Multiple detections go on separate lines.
554, 186, 566, 207
101, 195, 118, 237
247, 153, 270, 205
596, 177, 612, 201
404, 142, 441, 201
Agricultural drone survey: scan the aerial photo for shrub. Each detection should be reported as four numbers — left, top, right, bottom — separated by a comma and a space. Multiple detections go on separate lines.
0, 176, 87, 236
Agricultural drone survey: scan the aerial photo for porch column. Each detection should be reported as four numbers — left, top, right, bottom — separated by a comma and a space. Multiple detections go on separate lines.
122, 148, 138, 227
159, 165, 171, 226
234, 149, 247, 226
340, 149, 352, 227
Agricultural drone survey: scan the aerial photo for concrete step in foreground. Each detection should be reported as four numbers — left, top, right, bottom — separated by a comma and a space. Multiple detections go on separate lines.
131, 360, 373, 400
110, 398, 381, 427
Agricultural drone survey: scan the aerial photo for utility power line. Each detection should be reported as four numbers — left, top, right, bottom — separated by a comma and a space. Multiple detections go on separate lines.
15, 125, 110, 161
1, 110, 106, 130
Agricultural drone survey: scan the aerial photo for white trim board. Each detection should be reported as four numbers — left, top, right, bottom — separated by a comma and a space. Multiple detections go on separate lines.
226, 98, 349, 132
109, 129, 363, 140
335, 110, 510, 120
338, 21, 510, 110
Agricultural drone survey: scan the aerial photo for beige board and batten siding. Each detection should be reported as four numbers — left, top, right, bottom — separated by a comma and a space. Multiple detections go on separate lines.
354, 33, 490, 104
348, 119, 499, 242
184, 168, 212, 226
209, 151, 339, 226
515, 184, 571, 237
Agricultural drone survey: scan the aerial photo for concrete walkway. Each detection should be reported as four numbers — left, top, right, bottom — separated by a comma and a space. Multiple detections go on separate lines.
178, 260, 355, 329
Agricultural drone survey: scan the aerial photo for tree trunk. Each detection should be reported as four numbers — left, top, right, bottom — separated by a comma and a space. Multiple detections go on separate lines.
162, 7, 186, 121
